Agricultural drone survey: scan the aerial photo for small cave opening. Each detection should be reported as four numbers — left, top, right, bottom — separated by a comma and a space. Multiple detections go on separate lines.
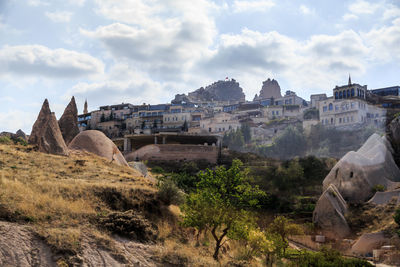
350, 171, 354, 178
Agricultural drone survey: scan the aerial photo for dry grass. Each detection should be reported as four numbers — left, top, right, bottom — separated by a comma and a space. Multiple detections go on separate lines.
0, 143, 156, 260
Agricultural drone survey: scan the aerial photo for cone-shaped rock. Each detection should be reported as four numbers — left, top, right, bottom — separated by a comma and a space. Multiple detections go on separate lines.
29, 99, 69, 156
69, 130, 128, 166
313, 184, 351, 239
59, 96, 80, 145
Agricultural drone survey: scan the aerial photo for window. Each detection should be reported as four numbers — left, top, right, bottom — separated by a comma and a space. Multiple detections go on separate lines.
335, 105, 339, 111
339, 118, 342, 123
351, 88, 355, 97
335, 92, 339, 99
323, 106, 327, 112
329, 103, 333, 111
331, 118, 333, 124
339, 91, 343, 99
276, 111, 279, 115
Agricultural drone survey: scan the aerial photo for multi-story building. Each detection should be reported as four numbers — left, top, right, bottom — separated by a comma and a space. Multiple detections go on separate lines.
200, 112, 241, 134
319, 78, 386, 128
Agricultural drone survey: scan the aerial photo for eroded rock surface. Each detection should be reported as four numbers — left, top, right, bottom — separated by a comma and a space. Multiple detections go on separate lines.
0, 221, 56, 267
58, 96, 80, 145
351, 231, 390, 256
69, 130, 128, 166
313, 184, 351, 239
257, 78, 282, 100
28, 99, 69, 156
322, 134, 400, 203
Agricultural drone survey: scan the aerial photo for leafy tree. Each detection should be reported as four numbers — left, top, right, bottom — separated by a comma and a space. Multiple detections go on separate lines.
267, 216, 303, 256
246, 229, 275, 265
241, 124, 251, 143
109, 112, 114, 121
274, 125, 307, 159
100, 113, 106, 122
181, 159, 266, 260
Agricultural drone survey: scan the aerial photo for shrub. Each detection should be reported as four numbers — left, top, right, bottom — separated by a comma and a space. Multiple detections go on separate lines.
14, 137, 28, 146
372, 184, 385, 193
151, 166, 165, 174
394, 208, 400, 227
0, 136, 13, 144
157, 179, 184, 205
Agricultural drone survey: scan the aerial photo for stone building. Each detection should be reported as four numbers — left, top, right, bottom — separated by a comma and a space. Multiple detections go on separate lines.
319, 78, 386, 128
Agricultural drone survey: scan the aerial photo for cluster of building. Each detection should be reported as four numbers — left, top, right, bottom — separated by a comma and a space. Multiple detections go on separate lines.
78, 77, 400, 139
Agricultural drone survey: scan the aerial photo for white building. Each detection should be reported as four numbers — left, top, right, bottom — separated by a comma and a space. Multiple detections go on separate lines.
200, 112, 241, 134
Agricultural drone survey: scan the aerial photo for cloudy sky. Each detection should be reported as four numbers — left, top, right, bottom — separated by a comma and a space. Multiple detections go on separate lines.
0, 0, 399, 133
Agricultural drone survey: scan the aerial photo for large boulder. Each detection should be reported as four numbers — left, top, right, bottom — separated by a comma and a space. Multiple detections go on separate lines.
351, 232, 390, 256
58, 96, 80, 145
322, 134, 400, 203
387, 116, 400, 166
28, 99, 69, 156
68, 130, 128, 166
313, 184, 351, 239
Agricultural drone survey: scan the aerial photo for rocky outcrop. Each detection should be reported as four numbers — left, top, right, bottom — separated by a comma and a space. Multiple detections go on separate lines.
15, 129, 27, 141
68, 130, 128, 166
58, 96, 80, 145
322, 134, 400, 203
387, 115, 400, 166
172, 79, 245, 103
367, 189, 400, 205
313, 184, 351, 239
255, 78, 282, 100
28, 99, 69, 156
351, 232, 390, 256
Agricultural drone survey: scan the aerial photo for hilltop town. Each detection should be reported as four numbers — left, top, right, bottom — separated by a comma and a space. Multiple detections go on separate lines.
77, 77, 399, 158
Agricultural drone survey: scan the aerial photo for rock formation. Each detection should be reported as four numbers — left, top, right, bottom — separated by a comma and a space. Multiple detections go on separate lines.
58, 96, 80, 145
313, 184, 351, 239
28, 99, 69, 156
255, 78, 282, 100
322, 134, 400, 203
172, 79, 245, 103
351, 232, 390, 256
15, 129, 27, 141
368, 189, 400, 205
387, 115, 400, 166
68, 130, 128, 166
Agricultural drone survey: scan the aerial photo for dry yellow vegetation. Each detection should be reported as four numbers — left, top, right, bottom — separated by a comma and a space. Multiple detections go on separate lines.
0, 143, 156, 258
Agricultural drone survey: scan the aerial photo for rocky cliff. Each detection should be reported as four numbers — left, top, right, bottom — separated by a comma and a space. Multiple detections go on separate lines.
255, 78, 282, 100
172, 79, 245, 103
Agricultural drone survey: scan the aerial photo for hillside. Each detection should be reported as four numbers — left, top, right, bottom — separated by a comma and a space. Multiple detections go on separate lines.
0, 143, 222, 266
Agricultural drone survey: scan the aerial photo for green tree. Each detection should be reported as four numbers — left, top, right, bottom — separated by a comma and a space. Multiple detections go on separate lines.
109, 112, 114, 121
267, 216, 303, 256
182, 120, 188, 132
100, 113, 105, 122
181, 159, 265, 260
274, 125, 307, 159
241, 124, 251, 143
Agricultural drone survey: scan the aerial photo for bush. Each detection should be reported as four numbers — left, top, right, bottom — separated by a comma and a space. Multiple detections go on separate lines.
292, 248, 373, 267
394, 208, 400, 227
157, 179, 184, 205
372, 184, 385, 193
0, 136, 13, 144
14, 137, 28, 146
151, 166, 164, 174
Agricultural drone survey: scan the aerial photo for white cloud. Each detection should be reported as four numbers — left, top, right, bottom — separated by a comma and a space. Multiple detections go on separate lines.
27, 0, 49, 6
45, 11, 73, 23
69, 0, 85, 6
349, 0, 380, 15
363, 18, 400, 61
299, 5, 314, 15
68, 63, 169, 105
232, 0, 275, 13
343, 13, 358, 21
0, 45, 104, 78
0, 110, 36, 133
383, 4, 400, 20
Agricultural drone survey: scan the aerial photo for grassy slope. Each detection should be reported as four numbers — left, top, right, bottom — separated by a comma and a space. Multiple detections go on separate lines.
0, 144, 232, 266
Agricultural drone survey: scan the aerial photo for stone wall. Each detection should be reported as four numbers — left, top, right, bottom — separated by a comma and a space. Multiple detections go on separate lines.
125, 144, 218, 164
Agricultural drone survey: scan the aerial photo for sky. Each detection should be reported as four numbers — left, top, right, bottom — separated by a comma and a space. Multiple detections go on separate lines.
0, 0, 399, 133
